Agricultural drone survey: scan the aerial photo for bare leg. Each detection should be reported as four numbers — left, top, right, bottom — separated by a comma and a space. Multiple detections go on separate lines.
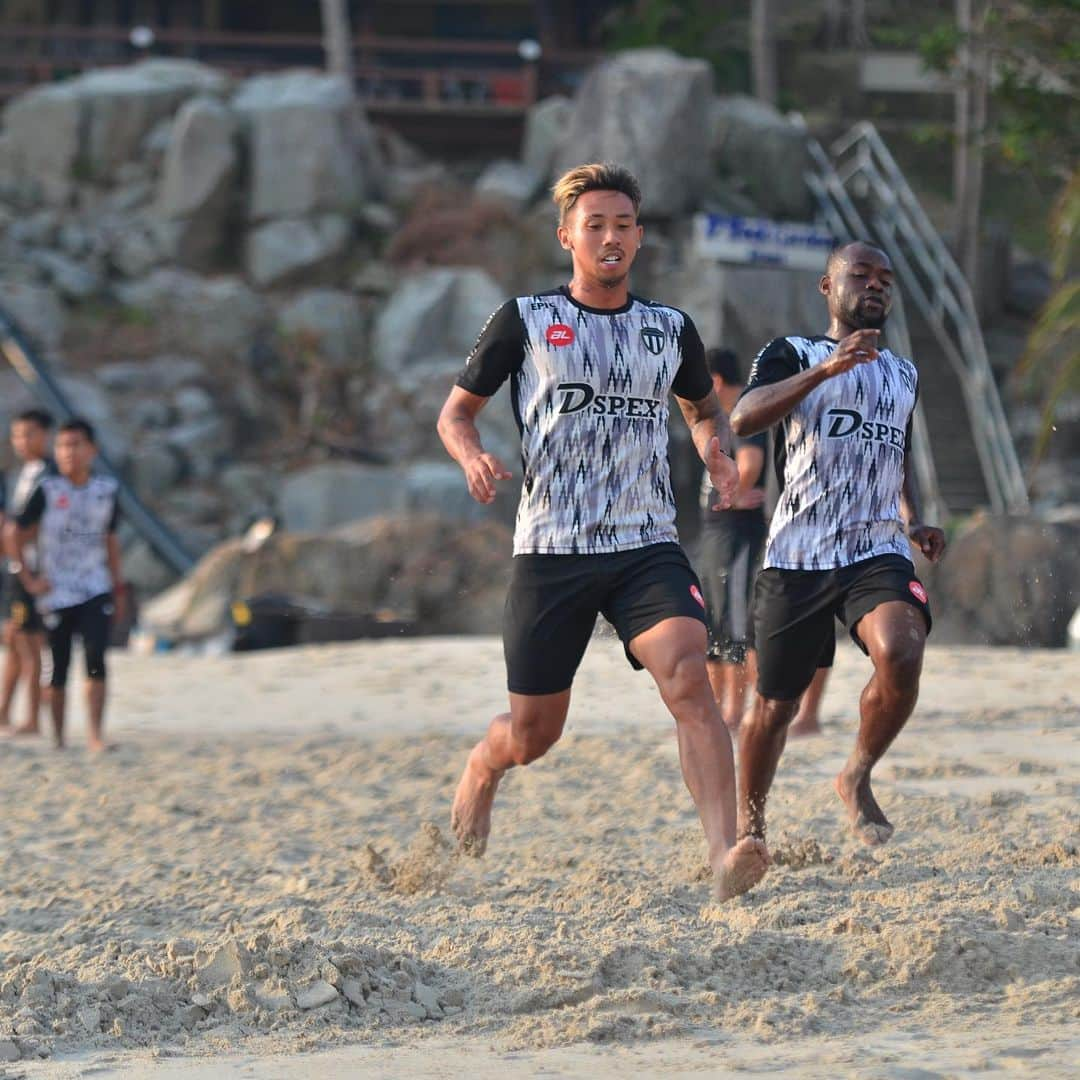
50, 687, 66, 749
86, 678, 108, 752
738, 693, 800, 842
790, 666, 830, 738
723, 655, 749, 734
451, 690, 570, 855
835, 602, 926, 845
631, 617, 769, 900
8, 632, 42, 735
739, 649, 759, 728
705, 657, 725, 709
0, 621, 19, 728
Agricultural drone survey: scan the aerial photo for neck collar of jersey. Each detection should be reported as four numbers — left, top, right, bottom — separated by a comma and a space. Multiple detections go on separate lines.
559, 284, 634, 316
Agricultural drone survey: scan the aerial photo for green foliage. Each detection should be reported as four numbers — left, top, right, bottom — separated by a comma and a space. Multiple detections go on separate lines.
604, 0, 750, 91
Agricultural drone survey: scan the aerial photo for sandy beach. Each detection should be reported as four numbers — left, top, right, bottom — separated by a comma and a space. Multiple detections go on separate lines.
0, 637, 1077, 1077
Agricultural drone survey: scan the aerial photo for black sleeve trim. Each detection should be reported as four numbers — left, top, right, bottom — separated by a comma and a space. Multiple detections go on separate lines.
741, 337, 802, 397
672, 314, 712, 401
15, 485, 45, 529
455, 300, 527, 398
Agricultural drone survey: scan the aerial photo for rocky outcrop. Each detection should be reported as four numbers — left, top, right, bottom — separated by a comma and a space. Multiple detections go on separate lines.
277, 288, 367, 370
553, 49, 713, 217
245, 214, 351, 288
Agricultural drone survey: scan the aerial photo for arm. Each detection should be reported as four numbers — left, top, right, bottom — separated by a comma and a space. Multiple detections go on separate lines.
437, 386, 512, 505
732, 444, 766, 509
106, 531, 129, 622
5, 489, 48, 595
730, 328, 883, 436
901, 448, 946, 563
676, 391, 738, 509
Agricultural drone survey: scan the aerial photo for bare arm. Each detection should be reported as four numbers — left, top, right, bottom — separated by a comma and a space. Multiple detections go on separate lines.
107, 531, 129, 621
677, 391, 738, 509
3, 520, 47, 594
436, 385, 512, 505
901, 450, 946, 562
732, 444, 766, 509
730, 329, 882, 436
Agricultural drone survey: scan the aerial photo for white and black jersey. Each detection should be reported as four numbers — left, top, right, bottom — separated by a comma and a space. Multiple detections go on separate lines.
743, 335, 918, 571
457, 286, 711, 555
16, 473, 119, 613
10, 457, 54, 572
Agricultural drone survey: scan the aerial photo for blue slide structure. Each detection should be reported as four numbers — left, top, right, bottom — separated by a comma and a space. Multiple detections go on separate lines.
0, 305, 196, 576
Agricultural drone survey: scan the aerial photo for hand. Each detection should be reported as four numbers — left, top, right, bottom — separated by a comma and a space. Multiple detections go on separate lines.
23, 575, 49, 597
113, 586, 130, 625
823, 329, 880, 377
707, 437, 738, 510
909, 523, 946, 563
732, 487, 766, 510
463, 452, 512, 504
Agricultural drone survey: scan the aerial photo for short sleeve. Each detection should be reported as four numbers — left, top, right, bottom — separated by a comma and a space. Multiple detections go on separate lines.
455, 300, 526, 398
671, 315, 712, 400
741, 337, 802, 395
0, 473, 6, 515
108, 495, 120, 533
15, 485, 45, 529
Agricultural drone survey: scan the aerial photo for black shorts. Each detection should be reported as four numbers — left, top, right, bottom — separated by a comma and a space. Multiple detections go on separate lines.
44, 592, 114, 688
754, 553, 932, 701
504, 542, 708, 696
697, 512, 766, 664
9, 579, 45, 634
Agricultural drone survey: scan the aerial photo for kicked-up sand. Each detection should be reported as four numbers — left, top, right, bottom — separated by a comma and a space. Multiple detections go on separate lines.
0, 638, 1077, 1077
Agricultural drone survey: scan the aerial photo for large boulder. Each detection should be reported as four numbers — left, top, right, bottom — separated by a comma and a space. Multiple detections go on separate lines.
244, 214, 351, 289
553, 49, 713, 217
521, 95, 572, 178
922, 514, 1080, 646
138, 513, 513, 641
0, 279, 67, 351
233, 71, 378, 221
710, 95, 815, 221
279, 463, 407, 532
156, 96, 239, 268
372, 268, 504, 372
115, 269, 269, 357
2, 60, 227, 200
277, 288, 366, 370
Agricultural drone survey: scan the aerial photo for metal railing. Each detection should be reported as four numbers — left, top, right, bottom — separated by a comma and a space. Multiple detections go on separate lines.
814, 121, 1028, 514
804, 138, 947, 524
0, 307, 196, 575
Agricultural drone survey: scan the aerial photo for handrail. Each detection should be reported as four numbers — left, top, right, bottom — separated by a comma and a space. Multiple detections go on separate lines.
827, 121, 1028, 512
0, 308, 196, 576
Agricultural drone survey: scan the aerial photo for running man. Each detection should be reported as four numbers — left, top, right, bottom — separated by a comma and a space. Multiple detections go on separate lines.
437, 162, 770, 899
0, 409, 54, 737
730, 241, 946, 858
5, 419, 127, 751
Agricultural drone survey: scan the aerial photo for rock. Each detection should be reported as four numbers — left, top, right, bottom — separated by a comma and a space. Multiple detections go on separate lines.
254, 981, 293, 1011
2, 82, 83, 204
341, 977, 366, 1006
156, 96, 239, 269
29, 249, 102, 300
173, 385, 217, 422
277, 288, 366, 370
245, 214, 351, 289
0, 279, 66, 351
233, 71, 377, 221
123, 535, 180, 596
178, 1004, 206, 1029
403, 461, 506, 525
521, 95, 572, 178
130, 440, 185, 491
412, 982, 442, 1017
296, 980, 339, 1010
0, 1038, 20, 1061
923, 514, 1080, 646
165, 415, 232, 480
7, 209, 60, 247
710, 95, 815, 220
115, 270, 268, 357
475, 160, 542, 208
440, 987, 465, 1008
373, 267, 503, 372
280, 463, 407, 532
553, 49, 713, 217
107, 215, 167, 277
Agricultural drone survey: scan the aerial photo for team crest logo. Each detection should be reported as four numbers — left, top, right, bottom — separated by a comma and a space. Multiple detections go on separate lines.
640, 327, 665, 355
909, 581, 928, 604
690, 584, 705, 609
545, 323, 575, 347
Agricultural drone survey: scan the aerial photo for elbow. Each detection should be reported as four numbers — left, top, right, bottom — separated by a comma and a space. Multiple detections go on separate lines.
729, 405, 751, 438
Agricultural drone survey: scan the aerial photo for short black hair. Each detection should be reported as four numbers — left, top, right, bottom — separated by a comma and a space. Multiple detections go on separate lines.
706, 348, 741, 386
57, 417, 96, 444
826, 240, 889, 275
13, 408, 54, 430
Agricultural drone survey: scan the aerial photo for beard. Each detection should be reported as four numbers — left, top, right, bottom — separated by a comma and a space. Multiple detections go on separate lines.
851, 297, 888, 329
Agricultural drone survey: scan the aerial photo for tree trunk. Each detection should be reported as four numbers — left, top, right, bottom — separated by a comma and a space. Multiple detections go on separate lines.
953, 0, 988, 296
320, 0, 355, 85
751, 0, 778, 106
849, 0, 870, 48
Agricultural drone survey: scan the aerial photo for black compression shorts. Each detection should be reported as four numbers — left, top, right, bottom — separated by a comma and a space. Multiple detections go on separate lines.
697, 512, 766, 664
45, 592, 114, 688
754, 553, 932, 701
503, 542, 708, 696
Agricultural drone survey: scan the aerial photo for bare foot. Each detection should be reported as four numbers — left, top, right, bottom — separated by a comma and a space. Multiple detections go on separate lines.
450, 743, 503, 857
714, 836, 771, 900
789, 717, 822, 738
834, 769, 894, 845
87, 739, 116, 754
0, 723, 40, 739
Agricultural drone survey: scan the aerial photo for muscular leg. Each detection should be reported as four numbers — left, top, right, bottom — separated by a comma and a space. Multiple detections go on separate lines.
631, 617, 769, 900
790, 666, 830, 738
451, 690, 570, 855
86, 678, 108, 753
835, 601, 926, 845
737, 693, 801, 842
0, 620, 19, 728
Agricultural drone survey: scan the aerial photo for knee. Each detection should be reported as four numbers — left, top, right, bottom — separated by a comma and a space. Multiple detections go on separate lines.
874, 640, 923, 693
660, 652, 713, 717
746, 696, 799, 736
509, 719, 562, 766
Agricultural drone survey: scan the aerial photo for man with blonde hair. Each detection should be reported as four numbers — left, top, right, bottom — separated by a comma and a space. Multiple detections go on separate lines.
437, 162, 770, 900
